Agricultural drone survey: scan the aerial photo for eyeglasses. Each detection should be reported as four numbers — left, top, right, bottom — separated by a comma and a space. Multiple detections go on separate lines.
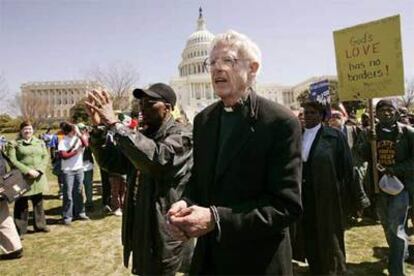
203, 56, 248, 72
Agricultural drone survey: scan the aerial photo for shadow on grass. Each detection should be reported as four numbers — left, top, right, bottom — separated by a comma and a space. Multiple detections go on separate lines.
346, 260, 387, 275
346, 217, 380, 228
46, 217, 62, 225
345, 246, 388, 275
43, 194, 60, 200
292, 247, 389, 275
44, 198, 110, 219
41, 180, 112, 222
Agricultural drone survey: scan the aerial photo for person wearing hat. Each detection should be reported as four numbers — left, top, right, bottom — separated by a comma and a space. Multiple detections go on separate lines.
357, 99, 414, 275
85, 83, 193, 275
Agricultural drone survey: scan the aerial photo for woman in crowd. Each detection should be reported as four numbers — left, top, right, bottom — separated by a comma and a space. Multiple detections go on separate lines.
6, 121, 49, 237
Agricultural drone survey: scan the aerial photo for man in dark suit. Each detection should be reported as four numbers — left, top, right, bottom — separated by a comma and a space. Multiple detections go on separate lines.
167, 30, 302, 275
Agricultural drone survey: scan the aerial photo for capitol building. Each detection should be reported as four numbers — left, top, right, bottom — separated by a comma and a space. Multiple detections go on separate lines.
170, 9, 335, 121
20, 8, 335, 121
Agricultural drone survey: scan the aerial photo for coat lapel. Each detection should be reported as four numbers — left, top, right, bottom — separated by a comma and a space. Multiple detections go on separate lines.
307, 126, 324, 165
198, 103, 221, 189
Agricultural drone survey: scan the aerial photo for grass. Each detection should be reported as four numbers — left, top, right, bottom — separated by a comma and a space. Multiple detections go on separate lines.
0, 163, 130, 275
0, 161, 413, 275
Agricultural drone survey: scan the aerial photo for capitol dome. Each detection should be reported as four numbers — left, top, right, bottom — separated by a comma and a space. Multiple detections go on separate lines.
178, 8, 214, 77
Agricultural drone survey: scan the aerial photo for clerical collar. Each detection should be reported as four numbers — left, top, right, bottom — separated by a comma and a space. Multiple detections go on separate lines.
222, 92, 249, 113
224, 106, 234, 112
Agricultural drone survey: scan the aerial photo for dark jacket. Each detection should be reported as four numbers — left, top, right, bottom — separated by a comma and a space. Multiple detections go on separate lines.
90, 116, 193, 275
357, 122, 414, 195
183, 91, 303, 275
0, 152, 6, 176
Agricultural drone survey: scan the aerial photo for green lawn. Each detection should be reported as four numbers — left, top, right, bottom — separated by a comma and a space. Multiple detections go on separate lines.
0, 163, 130, 275
0, 163, 413, 275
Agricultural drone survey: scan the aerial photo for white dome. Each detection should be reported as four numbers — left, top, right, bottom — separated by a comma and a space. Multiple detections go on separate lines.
186, 30, 214, 47
178, 8, 214, 77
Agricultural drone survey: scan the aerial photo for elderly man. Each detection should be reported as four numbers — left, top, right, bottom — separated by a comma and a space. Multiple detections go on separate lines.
167, 30, 302, 275
85, 83, 193, 275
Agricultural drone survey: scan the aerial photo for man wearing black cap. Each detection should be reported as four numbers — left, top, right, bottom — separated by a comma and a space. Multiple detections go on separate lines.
85, 83, 193, 275
357, 99, 414, 275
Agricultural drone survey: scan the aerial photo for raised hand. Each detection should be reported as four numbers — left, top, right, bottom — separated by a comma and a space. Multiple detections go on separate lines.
85, 90, 118, 126
85, 91, 102, 125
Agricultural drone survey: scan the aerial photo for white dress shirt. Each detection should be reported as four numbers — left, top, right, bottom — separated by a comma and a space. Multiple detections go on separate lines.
302, 123, 322, 162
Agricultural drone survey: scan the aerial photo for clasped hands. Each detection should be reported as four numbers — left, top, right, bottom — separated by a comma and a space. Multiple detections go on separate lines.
166, 200, 215, 241
84, 90, 118, 126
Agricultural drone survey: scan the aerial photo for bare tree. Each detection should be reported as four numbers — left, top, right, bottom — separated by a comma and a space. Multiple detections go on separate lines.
0, 73, 23, 116
86, 62, 139, 111
17, 92, 49, 128
400, 78, 414, 110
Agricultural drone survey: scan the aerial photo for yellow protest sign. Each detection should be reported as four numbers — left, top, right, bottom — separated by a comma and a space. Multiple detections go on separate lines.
333, 15, 404, 101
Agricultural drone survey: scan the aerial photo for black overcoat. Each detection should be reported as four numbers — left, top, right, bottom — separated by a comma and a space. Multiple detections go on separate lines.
297, 126, 354, 274
183, 90, 303, 275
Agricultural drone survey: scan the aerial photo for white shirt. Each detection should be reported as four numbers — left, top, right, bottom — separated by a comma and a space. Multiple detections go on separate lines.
58, 135, 84, 171
302, 123, 322, 162
83, 160, 94, 172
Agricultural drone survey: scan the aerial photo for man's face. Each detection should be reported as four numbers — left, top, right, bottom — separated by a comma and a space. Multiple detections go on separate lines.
208, 44, 256, 101
304, 106, 323, 129
139, 96, 170, 129
328, 111, 344, 129
361, 115, 370, 127
377, 105, 397, 126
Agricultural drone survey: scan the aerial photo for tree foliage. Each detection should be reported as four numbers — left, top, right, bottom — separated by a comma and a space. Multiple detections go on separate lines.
69, 97, 89, 123
0, 113, 23, 133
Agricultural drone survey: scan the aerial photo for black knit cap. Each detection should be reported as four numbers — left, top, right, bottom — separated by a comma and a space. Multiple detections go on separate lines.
133, 83, 177, 109
375, 99, 397, 112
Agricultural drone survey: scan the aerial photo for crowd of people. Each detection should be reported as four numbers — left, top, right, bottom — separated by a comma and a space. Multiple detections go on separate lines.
0, 117, 138, 260
0, 29, 414, 276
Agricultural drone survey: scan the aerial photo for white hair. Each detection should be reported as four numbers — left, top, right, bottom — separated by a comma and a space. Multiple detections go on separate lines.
209, 30, 262, 78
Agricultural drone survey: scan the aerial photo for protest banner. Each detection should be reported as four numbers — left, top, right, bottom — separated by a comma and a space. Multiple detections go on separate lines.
309, 79, 331, 117
309, 79, 330, 104
334, 15, 405, 193
333, 15, 404, 101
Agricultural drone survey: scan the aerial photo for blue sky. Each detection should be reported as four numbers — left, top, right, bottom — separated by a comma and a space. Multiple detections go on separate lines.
1, 0, 413, 93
